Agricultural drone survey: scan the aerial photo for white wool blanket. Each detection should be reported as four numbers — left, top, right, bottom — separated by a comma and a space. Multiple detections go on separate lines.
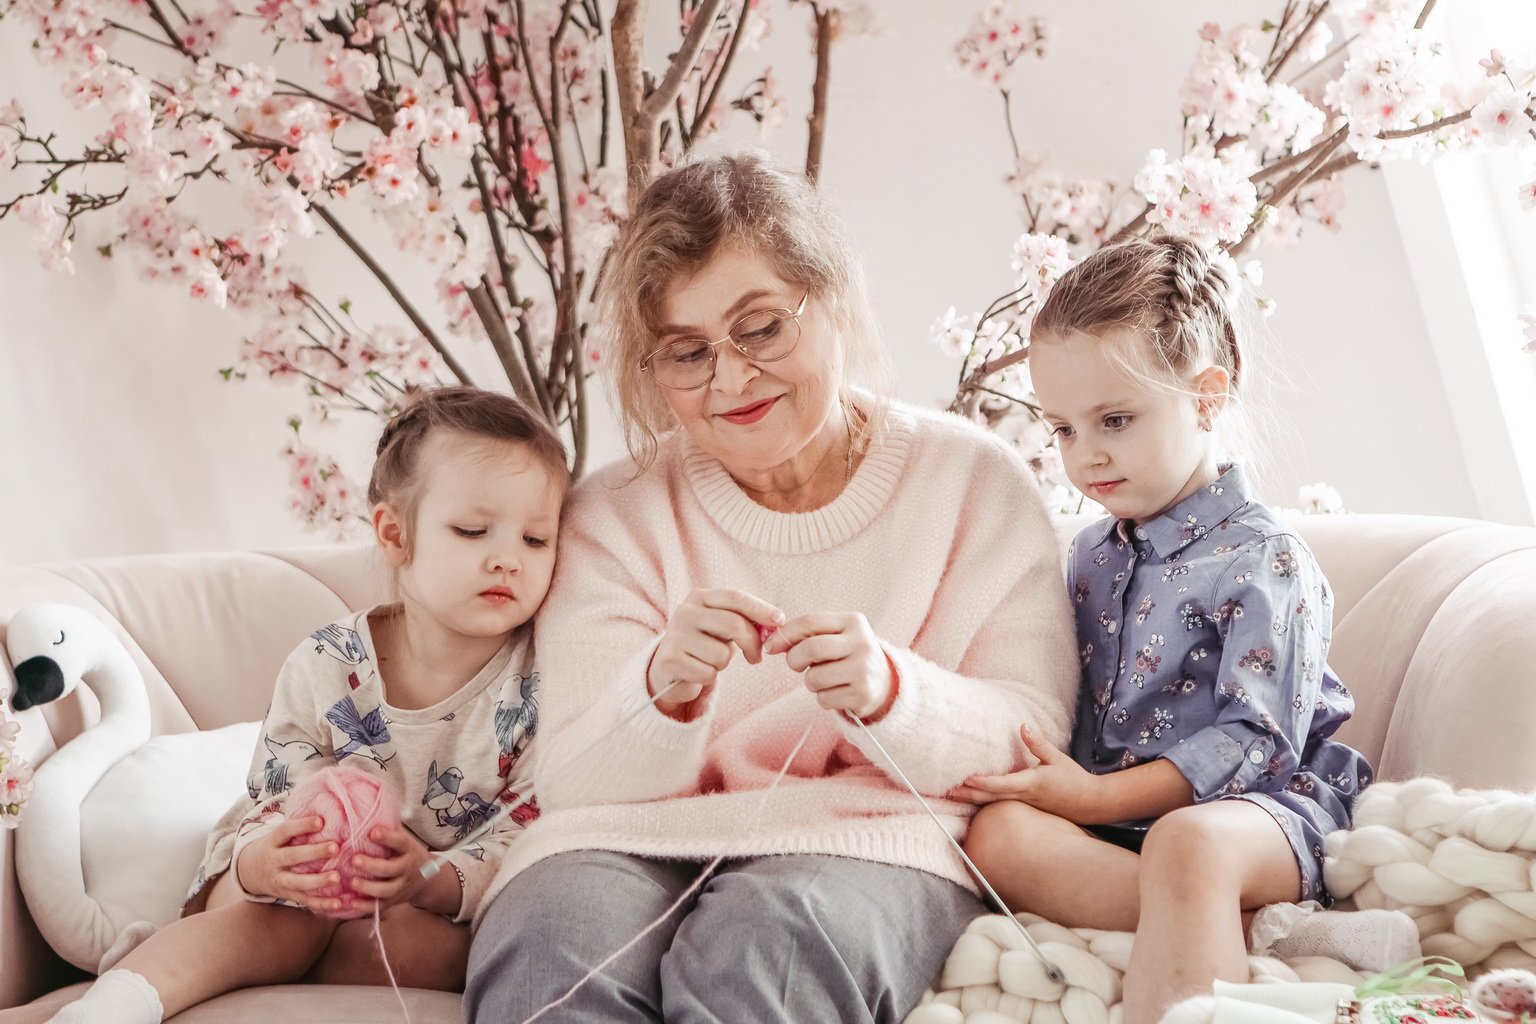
903, 779, 1536, 1024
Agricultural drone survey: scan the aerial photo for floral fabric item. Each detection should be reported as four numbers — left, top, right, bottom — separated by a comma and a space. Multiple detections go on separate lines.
1066, 463, 1373, 901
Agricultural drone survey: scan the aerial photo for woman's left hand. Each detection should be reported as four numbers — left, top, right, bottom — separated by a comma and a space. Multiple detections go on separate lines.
950, 725, 1104, 824
763, 613, 895, 720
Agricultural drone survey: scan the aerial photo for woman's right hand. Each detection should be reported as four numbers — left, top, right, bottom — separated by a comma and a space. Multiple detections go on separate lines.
648, 589, 785, 720
232, 815, 345, 914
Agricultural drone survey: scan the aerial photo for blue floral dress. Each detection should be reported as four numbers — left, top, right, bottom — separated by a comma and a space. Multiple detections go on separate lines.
1066, 464, 1373, 900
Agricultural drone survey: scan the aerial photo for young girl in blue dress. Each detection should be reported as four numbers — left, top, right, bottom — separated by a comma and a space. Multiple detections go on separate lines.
958, 235, 1393, 1023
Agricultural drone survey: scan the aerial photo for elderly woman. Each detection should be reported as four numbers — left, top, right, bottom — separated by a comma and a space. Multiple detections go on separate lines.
463, 153, 1078, 1023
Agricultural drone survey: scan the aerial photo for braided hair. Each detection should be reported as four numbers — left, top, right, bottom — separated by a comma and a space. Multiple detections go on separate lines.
368, 385, 568, 556
1031, 233, 1244, 393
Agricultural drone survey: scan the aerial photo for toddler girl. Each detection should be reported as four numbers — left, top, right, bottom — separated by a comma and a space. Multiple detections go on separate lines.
48, 385, 567, 1024
958, 236, 1402, 1023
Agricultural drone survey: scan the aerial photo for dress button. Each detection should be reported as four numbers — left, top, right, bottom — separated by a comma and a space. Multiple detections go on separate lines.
1135, 527, 1148, 540
1248, 749, 1265, 764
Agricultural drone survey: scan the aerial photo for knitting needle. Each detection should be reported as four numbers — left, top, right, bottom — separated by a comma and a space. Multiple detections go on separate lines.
847, 713, 1067, 985
419, 679, 684, 879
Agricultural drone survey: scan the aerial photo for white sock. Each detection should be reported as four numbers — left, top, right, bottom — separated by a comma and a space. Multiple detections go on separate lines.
1255, 905, 1421, 974
48, 969, 164, 1024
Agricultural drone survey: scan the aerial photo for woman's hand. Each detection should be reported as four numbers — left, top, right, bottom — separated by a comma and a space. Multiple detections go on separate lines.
233, 816, 346, 914
347, 826, 455, 915
950, 725, 1105, 823
648, 589, 785, 720
763, 612, 896, 720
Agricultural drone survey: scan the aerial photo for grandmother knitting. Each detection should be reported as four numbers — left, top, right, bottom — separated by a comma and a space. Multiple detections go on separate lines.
464, 153, 1079, 1023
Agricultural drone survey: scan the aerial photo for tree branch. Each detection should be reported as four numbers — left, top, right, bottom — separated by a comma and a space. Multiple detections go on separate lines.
642, 0, 726, 122
805, 5, 838, 183
1266, 2, 1330, 84
690, 0, 751, 138
610, 0, 650, 201
309, 201, 474, 385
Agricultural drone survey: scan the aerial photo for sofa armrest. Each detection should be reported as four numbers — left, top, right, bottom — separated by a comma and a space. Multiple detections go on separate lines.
0, 800, 86, 1008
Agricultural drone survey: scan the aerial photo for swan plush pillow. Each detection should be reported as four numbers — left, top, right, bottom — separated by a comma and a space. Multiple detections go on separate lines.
5, 603, 259, 972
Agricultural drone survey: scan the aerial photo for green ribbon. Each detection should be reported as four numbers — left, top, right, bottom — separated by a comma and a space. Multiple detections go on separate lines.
1352, 956, 1466, 999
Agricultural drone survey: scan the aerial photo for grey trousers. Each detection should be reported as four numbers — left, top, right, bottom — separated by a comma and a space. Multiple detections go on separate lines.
464, 849, 983, 1023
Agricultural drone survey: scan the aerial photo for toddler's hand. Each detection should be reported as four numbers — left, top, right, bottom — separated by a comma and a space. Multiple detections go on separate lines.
345, 825, 434, 912
233, 815, 347, 915
950, 725, 1103, 823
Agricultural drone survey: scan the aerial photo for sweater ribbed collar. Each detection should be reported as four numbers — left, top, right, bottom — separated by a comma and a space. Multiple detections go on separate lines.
679, 401, 916, 554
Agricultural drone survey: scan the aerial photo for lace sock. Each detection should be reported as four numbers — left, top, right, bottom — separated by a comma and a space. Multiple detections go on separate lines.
1252, 904, 1421, 973
46, 969, 164, 1024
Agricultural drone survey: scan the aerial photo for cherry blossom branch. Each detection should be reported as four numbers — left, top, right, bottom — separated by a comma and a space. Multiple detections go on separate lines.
1415, 0, 1438, 30
642, 0, 725, 124
1266, 1, 1329, 84
308, 201, 474, 385
1233, 123, 1347, 254
610, 0, 647, 197
805, 4, 838, 183
691, 0, 751, 138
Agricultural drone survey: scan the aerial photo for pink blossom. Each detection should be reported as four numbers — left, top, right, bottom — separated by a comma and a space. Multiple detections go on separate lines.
953, 2, 1048, 89
1520, 177, 1536, 212
1135, 150, 1258, 246
0, 717, 19, 745
930, 306, 976, 359
0, 100, 23, 127
0, 754, 34, 824
1471, 90, 1535, 146
1521, 307, 1536, 355
1481, 49, 1508, 78
1010, 232, 1075, 295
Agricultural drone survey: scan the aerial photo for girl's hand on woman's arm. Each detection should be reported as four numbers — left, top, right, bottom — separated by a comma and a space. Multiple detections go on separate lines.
647, 588, 785, 721
764, 613, 897, 721
233, 816, 346, 914
952, 727, 1195, 825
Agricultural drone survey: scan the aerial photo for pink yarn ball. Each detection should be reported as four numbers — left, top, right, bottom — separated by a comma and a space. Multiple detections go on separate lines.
285, 764, 401, 919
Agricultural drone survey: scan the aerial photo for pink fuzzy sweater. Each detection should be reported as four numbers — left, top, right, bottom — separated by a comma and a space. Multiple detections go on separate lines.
476, 401, 1078, 920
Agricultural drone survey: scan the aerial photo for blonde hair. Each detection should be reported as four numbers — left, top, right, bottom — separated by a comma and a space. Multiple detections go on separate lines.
1031, 233, 1262, 468
369, 385, 568, 558
597, 151, 893, 468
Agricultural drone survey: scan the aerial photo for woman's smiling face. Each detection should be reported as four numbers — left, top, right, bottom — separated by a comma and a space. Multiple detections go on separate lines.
652, 246, 845, 481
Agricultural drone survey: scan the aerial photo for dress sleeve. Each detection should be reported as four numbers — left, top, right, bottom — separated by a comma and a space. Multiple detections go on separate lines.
1159, 535, 1331, 802
842, 443, 1080, 795
226, 643, 338, 895
440, 759, 538, 923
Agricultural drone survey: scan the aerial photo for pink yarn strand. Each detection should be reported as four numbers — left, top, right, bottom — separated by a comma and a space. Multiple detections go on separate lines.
519, 721, 817, 1024
372, 901, 413, 1024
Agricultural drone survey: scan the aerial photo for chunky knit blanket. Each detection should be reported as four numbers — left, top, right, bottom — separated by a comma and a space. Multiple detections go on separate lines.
903, 778, 1536, 1024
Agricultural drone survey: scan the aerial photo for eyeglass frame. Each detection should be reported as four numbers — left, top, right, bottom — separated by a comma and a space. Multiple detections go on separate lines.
639, 291, 810, 391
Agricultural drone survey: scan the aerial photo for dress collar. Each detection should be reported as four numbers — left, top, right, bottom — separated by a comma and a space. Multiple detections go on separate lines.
1085, 463, 1252, 557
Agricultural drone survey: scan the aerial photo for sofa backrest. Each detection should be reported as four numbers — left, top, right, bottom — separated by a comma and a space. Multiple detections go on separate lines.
4, 513, 1534, 789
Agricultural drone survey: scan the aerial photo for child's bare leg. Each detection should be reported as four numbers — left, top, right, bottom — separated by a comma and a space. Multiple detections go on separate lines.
304, 905, 470, 991
49, 871, 339, 1024
964, 800, 1142, 931
1121, 801, 1300, 1024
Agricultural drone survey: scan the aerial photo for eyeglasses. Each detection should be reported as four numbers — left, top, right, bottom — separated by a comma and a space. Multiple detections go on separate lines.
640, 292, 808, 391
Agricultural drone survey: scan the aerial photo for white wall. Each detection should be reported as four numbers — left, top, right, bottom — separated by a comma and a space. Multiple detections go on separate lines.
0, 0, 1515, 566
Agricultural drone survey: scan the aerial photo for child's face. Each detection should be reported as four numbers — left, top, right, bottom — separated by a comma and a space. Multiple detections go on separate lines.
393, 431, 565, 642
1030, 327, 1221, 523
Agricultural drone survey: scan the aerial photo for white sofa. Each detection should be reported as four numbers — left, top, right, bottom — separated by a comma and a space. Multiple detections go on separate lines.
3, 512, 1536, 1021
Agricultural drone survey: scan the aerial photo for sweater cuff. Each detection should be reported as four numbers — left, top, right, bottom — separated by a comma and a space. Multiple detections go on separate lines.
842, 644, 930, 768
613, 640, 715, 750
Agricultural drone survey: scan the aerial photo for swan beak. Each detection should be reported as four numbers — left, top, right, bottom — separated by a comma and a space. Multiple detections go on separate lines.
9, 655, 65, 711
